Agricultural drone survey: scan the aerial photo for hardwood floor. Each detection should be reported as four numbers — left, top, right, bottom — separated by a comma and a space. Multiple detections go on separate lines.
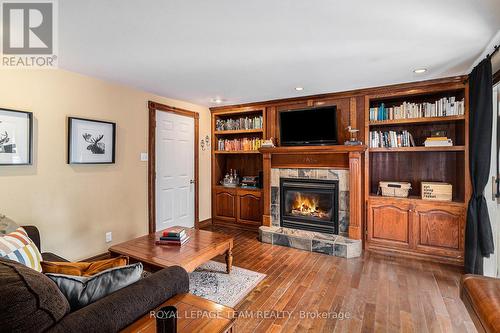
204, 226, 476, 333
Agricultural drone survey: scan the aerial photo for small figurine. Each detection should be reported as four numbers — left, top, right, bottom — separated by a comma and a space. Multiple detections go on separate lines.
344, 126, 362, 145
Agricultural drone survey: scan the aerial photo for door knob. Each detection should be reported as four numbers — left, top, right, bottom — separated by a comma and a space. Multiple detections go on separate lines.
190, 179, 195, 184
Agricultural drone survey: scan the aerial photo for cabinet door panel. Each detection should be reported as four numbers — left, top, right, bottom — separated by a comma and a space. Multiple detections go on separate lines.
414, 204, 465, 258
237, 193, 262, 225
368, 201, 411, 248
417, 210, 460, 249
214, 189, 236, 222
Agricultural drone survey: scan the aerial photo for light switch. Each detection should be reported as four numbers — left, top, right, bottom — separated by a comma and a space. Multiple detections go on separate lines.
140, 152, 148, 161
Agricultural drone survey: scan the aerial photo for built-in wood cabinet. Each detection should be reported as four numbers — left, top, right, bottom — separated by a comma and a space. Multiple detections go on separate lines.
214, 187, 237, 222
367, 196, 465, 264
367, 199, 412, 249
211, 108, 265, 231
364, 79, 469, 266
412, 202, 464, 257
237, 189, 263, 225
213, 186, 263, 229
210, 76, 470, 266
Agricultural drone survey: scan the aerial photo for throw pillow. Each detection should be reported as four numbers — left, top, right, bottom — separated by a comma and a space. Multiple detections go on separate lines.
46, 262, 143, 310
0, 257, 70, 332
41, 256, 129, 276
0, 227, 43, 272
0, 214, 19, 235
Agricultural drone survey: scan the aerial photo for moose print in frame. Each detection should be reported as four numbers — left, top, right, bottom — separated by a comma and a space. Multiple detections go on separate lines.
0, 109, 33, 165
68, 117, 116, 164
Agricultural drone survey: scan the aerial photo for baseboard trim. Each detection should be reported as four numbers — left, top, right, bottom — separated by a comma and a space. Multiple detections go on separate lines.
196, 218, 213, 229
83, 252, 111, 262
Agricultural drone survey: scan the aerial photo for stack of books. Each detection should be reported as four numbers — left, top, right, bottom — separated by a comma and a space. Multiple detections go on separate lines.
155, 228, 190, 246
215, 115, 263, 131
369, 130, 415, 148
369, 97, 465, 122
217, 137, 264, 151
424, 136, 453, 147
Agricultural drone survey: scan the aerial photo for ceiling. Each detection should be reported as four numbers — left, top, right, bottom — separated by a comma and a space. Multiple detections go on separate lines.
59, 0, 500, 107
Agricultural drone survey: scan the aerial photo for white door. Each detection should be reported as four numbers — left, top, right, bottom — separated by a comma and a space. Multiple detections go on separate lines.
485, 82, 500, 277
155, 110, 195, 231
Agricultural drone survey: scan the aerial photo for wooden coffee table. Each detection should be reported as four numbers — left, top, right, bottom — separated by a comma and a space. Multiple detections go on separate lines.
121, 293, 236, 333
109, 227, 233, 273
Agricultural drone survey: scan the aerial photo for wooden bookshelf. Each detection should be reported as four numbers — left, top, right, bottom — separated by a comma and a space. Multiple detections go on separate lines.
214, 150, 261, 154
369, 145, 465, 152
364, 80, 470, 266
369, 114, 465, 126
214, 129, 264, 135
211, 108, 265, 231
368, 194, 465, 206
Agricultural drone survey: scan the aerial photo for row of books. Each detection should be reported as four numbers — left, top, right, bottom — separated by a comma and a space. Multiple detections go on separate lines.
424, 136, 453, 147
217, 138, 264, 151
155, 228, 190, 246
369, 97, 465, 122
369, 130, 415, 148
215, 116, 263, 131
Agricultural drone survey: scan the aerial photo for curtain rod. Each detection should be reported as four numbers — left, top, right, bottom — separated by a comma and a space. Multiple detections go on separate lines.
463, 44, 499, 83
487, 44, 499, 59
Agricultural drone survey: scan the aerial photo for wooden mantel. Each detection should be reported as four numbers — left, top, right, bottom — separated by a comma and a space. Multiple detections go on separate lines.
259, 145, 366, 240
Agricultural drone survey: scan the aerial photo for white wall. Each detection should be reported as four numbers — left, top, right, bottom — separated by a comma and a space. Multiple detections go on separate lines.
0, 69, 212, 261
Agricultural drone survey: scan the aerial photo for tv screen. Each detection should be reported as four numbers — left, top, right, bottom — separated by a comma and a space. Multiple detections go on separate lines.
279, 105, 338, 146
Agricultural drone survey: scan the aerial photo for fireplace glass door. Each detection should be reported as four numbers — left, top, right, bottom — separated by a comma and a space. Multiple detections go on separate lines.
280, 178, 339, 234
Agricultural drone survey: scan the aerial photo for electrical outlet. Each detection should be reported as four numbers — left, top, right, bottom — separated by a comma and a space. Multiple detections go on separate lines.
105, 232, 112, 243
140, 152, 148, 161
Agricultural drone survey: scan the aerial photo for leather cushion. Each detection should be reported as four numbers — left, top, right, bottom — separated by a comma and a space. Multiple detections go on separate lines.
41, 256, 129, 276
0, 257, 70, 332
46, 262, 143, 310
462, 274, 500, 333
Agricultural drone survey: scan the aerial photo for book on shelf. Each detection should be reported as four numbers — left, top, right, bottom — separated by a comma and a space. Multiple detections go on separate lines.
217, 137, 264, 151
369, 97, 464, 122
216, 115, 263, 131
423, 137, 453, 147
369, 130, 414, 148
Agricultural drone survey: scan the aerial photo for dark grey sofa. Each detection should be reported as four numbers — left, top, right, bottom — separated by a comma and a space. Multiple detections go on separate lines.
0, 226, 189, 333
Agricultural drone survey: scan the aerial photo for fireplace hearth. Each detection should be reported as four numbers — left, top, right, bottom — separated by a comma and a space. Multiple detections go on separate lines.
280, 178, 339, 234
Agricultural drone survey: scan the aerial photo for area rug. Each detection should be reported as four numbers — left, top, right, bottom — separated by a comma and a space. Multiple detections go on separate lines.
189, 260, 266, 307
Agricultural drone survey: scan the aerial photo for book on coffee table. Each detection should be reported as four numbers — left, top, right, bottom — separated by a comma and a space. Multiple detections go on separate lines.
155, 237, 190, 246
162, 227, 186, 238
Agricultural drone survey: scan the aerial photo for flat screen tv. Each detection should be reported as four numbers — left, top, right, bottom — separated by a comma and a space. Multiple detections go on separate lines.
279, 105, 338, 146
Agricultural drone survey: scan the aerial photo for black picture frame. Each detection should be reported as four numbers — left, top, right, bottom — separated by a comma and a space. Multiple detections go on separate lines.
67, 117, 116, 164
0, 108, 33, 166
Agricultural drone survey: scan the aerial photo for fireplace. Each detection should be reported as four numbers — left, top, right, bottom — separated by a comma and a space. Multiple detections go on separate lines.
280, 178, 339, 234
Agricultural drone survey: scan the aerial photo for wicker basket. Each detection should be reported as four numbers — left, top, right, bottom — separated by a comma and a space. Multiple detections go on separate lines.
378, 181, 411, 198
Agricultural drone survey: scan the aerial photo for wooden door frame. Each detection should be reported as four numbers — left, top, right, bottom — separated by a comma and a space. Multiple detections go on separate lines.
148, 101, 199, 234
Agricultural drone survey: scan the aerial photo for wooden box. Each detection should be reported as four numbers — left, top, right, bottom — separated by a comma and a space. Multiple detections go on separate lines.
421, 182, 452, 201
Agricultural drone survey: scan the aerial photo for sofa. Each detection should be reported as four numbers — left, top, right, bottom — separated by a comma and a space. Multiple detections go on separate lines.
460, 274, 500, 333
0, 226, 190, 333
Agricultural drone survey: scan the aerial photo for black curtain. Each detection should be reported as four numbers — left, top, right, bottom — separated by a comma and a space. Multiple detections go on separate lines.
465, 58, 495, 274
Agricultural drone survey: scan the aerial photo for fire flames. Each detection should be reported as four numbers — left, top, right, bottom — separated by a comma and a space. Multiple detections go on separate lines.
291, 193, 330, 219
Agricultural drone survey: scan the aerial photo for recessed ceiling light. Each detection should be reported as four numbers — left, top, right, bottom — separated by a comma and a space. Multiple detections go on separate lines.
211, 98, 224, 104
295, 87, 304, 91
413, 68, 427, 74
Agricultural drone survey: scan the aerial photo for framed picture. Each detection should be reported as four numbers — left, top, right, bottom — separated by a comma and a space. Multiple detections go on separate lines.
68, 117, 116, 164
0, 108, 33, 165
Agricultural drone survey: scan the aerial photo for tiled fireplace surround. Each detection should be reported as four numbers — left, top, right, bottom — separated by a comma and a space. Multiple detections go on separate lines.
259, 167, 362, 258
